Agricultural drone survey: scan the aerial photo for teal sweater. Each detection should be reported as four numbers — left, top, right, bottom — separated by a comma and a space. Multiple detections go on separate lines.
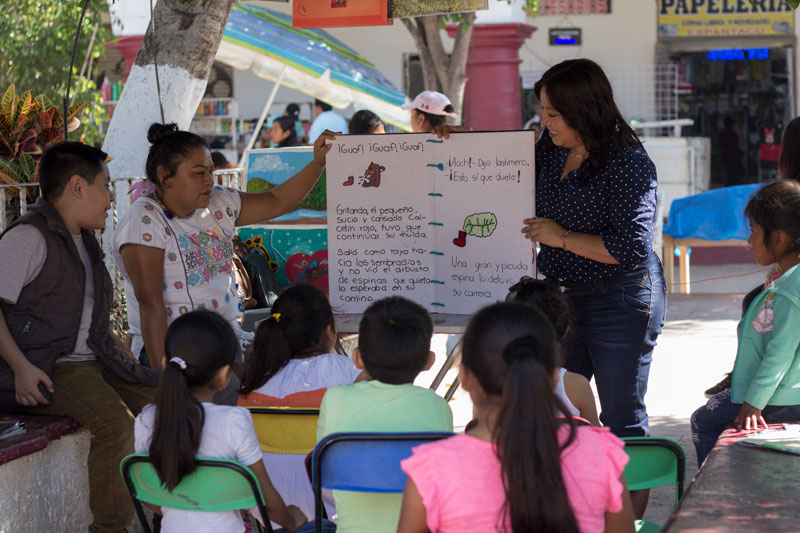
731, 263, 800, 409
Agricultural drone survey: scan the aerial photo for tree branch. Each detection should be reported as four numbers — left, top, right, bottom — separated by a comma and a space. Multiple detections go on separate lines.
402, 17, 440, 92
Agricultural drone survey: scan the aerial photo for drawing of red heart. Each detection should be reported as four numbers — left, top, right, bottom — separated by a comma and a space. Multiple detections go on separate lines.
285, 250, 329, 293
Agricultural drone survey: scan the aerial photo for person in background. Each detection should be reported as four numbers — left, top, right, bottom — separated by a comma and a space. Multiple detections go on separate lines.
284, 103, 307, 144
719, 115, 745, 187
397, 302, 634, 533
271, 116, 302, 148
402, 91, 457, 133
348, 110, 386, 135
308, 99, 348, 144
211, 151, 235, 171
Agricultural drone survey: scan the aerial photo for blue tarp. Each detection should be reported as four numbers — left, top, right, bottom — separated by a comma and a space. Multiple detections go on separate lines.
663, 184, 764, 241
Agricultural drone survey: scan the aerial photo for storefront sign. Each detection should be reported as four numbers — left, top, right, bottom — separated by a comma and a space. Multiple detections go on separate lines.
658, 0, 794, 38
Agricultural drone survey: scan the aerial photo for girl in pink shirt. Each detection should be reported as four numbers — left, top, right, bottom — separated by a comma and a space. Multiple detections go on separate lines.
398, 302, 635, 533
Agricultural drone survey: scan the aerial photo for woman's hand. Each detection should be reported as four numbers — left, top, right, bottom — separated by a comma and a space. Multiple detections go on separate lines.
431, 125, 464, 139
312, 129, 340, 168
734, 402, 767, 431
521, 217, 566, 249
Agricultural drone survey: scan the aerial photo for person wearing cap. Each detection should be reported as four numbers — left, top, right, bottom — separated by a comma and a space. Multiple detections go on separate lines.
308, 99, 348, 144
402, 91, 458, 133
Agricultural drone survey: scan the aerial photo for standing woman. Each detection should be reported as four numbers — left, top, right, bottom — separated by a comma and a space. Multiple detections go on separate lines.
114, 123, 336, 373
522, 59, 666, 438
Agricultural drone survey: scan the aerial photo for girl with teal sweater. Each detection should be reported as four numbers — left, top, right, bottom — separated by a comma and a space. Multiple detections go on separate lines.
692, 180, 800, 466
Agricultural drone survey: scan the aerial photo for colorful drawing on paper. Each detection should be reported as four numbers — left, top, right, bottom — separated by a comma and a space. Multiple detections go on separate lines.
343, 161, 386, 188
244, 147, 327, 224
453, 212, 497, 248
285, 250, 329, 294
236, 227, 328, 288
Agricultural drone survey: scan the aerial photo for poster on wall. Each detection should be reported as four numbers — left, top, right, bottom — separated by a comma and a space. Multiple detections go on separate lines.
243, 147, 326, 224
657, 0, 794, 38
326, 131, 536, 314
538, 0, 611, 15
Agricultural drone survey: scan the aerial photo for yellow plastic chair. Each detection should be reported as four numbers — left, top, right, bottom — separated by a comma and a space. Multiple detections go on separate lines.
247, 407, 320, 454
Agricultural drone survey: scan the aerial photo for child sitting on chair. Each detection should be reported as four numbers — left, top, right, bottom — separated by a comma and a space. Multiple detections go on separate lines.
507, 277, 600, 426
316, 296, 454, 532
238, 284, 363, 520
134, 310, 333, 532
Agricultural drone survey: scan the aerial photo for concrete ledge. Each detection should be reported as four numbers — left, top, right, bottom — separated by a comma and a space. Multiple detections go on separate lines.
0, 425, 92, 532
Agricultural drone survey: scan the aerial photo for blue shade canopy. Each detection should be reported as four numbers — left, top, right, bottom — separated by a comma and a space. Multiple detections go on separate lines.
216, 3, 411, 129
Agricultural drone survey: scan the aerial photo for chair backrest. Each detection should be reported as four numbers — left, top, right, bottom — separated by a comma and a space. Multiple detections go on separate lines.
120, 453, 271, 533
247, 406, 320, 454
622, 437, 686, 506
310, 432, 453, 533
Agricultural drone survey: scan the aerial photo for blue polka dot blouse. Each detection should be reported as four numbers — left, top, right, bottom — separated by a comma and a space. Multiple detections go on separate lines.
535, 129, 658, 282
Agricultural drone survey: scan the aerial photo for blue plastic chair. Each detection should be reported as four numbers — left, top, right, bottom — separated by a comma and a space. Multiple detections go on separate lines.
310, 432, 453, 533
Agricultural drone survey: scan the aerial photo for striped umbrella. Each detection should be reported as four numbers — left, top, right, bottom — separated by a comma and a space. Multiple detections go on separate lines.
216, 3, 410, 134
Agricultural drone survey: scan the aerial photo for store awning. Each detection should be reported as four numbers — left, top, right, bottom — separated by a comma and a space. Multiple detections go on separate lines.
216, 3, 411, 130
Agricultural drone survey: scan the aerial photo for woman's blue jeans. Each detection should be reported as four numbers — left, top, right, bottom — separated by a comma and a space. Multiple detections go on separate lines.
556, 252, 667, 438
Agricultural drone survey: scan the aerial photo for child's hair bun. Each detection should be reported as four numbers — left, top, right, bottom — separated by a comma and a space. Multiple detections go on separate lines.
147, 123, 180, 144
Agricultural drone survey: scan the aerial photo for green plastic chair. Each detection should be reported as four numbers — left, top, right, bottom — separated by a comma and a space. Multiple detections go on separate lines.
622, 437, 686, 533
120, 453, 272, 533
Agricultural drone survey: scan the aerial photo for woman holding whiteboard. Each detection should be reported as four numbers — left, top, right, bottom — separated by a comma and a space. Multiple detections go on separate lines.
113, 123, 336, 377
521, 59, 666, 439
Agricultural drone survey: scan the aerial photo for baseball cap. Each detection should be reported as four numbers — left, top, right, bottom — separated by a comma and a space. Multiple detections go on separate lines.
401, 91, 458, 118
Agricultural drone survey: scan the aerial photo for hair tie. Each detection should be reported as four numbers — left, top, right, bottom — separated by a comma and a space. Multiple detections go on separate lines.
502, 335, 538, 365
169, 357, 187, 370
271, 313, 281, 323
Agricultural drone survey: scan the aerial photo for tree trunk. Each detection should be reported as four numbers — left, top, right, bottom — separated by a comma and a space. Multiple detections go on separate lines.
102, 0, 235, 179
402, 12, 475, 126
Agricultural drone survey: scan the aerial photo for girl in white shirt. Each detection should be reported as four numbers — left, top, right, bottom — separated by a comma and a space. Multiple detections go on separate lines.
135, 310, 330, 533
238, 284, 362, 519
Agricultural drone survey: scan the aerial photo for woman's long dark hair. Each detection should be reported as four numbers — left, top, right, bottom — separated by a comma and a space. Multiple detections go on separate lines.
274, 115, 300, 147
149, 310, 238, 491
462, 302, 579, 533
239, 284, 335, 395
145, 123, 208, 187
535, 58, 641, 182
780, 117, 800, 183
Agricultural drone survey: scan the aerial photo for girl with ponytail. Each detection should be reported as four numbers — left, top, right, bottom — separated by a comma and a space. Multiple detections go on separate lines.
134, 310, 320, 532
398, 302, 635, 533
238, 284, 364, 519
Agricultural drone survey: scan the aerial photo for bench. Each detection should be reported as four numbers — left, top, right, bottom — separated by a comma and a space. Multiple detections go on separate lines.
664, 424, 800, 532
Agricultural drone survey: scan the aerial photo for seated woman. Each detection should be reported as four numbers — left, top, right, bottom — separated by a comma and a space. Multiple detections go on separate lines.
114, 123, 336, 386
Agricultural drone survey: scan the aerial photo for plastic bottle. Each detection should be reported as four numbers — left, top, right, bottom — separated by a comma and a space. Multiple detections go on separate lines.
236, 283, 245, 321
101, 77, 111, 102
111, 82, 121, 101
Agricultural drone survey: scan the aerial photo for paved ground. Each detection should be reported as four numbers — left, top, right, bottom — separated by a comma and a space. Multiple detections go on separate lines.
419, 261, 766, 527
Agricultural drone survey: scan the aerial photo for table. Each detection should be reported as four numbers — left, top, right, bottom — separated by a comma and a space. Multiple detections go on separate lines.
662, 234, 748, 294
664, 424, 800, 532
335, 313, 470, 399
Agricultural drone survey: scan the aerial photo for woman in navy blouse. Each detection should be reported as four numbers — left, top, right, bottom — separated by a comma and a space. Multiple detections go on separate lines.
522, 59, 666, 439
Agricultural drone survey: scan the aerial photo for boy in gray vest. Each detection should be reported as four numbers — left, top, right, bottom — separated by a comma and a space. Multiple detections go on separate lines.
0, 142, 159, 532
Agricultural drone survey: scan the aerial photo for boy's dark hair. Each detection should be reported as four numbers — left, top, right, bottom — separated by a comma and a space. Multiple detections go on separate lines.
38, 142, 108, 202
315, 99, 333, 112
358, 296, 433, 384
507, 277, 571, 339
